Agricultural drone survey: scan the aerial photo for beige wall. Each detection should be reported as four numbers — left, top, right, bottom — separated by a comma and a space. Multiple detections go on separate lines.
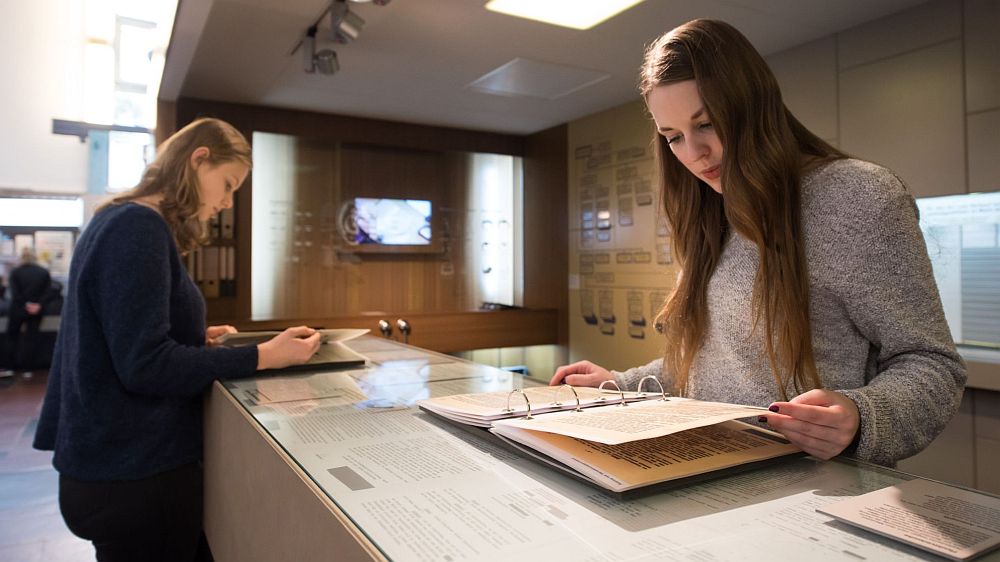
769, 0, 1000, 198
0, 0, 89, 194
566, 101, 676, 374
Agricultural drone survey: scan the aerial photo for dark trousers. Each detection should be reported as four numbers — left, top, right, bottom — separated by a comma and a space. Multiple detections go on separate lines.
59, 462, 213, 562
4, 310, 41, 369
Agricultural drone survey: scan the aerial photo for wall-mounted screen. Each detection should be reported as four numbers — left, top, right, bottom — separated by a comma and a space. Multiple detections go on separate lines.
351, 198, 434, 250
343, 197, 440, 252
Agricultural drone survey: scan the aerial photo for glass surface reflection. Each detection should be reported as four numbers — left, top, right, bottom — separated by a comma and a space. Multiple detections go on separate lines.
218, 338, 969, 562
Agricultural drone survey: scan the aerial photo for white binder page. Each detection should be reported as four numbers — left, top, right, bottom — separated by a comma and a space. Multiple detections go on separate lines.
493, 397, 766, 444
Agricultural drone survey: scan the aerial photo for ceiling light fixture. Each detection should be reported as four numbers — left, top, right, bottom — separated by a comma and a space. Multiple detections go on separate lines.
484, 0, 645, 30
303, 26, 319, 73
295, 0, 390, 76
303, 25, 341, 75
314, 48, 340, 75
330, 0, 364, 43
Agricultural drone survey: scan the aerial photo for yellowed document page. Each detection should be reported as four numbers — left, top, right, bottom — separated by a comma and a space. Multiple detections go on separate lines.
492, 397, 766, 445
491, 420, 799, 492
818, 478, 1000, 561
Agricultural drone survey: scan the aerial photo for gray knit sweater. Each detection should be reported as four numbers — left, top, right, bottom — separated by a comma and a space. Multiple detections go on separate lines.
614, 159, 966, 467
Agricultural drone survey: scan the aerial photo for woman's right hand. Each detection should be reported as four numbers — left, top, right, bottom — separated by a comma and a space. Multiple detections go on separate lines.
256, 326, 322, 370
549, 360, 613, 387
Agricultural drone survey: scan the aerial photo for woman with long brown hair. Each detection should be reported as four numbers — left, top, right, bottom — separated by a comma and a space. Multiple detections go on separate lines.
551, 19, 965, 467
33, 118, 322, 561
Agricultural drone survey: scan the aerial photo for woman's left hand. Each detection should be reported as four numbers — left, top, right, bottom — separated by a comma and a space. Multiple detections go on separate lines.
760, 389, 860, 460
206, 324, 237, 347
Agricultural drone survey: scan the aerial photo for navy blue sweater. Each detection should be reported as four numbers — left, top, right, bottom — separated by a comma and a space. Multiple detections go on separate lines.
33, 204, 258, 481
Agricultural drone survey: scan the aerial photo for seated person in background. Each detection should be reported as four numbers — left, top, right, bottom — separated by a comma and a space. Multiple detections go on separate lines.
1, 249, 51, 376
551, 19, 965, 468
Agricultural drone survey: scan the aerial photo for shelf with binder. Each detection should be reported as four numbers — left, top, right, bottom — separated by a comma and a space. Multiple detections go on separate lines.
188, 207, 238, 300
207, 207, 236, 243
187, 244, 237, 299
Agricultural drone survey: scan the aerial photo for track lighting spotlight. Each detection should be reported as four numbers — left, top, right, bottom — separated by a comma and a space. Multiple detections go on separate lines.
314, 49, 340, 75
303, 26, 318, 73
330, 0, 365, 44
303, 25, 339, 75
297, 0, 390, 76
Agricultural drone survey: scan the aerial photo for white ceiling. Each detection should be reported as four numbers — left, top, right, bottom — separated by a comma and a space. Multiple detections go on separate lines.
162, 0, 931, 135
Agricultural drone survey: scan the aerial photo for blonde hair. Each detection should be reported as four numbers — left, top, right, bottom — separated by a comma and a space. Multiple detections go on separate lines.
641, 20, 845, 399
101, 118, 251, 253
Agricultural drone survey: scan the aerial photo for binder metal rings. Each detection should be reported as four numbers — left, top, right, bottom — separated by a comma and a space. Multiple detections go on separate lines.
503, 388, 533, 419
597, 380, 628, 407
551, 384, 583, 412
637, 375, 670, 401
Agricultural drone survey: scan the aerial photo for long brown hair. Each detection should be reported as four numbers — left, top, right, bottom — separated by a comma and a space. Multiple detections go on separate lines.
101, 118, 251, 254
641, 19, 845, 399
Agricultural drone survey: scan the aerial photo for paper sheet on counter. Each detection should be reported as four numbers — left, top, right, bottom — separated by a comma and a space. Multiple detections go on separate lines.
819, 478, 1000, 561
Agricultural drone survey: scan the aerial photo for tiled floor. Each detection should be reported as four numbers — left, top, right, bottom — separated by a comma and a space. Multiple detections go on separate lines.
0, 372, 93, 561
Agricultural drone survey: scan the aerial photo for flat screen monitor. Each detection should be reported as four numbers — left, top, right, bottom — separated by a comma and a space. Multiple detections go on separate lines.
350, 198, 435, 252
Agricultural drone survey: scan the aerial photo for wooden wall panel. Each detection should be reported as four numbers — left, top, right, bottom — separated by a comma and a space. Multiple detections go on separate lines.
176, 98, 524, 155
176, 98, 565, 351
155, 99, 177, 146
523, 125, 569, 345
230, 309, 558, 354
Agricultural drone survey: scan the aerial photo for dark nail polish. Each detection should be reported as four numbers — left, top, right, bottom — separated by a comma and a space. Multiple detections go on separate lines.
768, 405, 779, 413
757, 415, 767, 423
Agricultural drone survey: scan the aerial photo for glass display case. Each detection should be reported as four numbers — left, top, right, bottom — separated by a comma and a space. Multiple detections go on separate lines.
205, 335, 1000, 562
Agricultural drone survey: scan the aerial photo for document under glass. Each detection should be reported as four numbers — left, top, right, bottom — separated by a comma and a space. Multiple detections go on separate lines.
220, 336, 1000, 562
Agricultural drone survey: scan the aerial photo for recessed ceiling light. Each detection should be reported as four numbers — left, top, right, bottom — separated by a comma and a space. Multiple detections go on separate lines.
484, 0, 645, 30
467, 58, 610, 99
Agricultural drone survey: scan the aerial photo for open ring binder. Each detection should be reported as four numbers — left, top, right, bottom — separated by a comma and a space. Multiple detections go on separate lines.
551, 384, 583, 412
503, 389, 533, 419
419, 380, 803, 495
597, 380, 628, 407
637, 375, 670, 401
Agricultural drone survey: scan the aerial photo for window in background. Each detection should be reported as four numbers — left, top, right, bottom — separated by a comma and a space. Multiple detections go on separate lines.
916, 191, 1000, 348
81, 0, 175, 195
0, 198, 85, 229
107, 131, 155, 192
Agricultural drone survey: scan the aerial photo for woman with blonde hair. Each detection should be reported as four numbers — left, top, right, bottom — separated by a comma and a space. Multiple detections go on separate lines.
34, 118, 321, 561
551, 20, 965, 467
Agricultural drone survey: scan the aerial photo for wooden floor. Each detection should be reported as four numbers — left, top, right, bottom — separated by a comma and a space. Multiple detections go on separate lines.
0, 371, 93, 561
